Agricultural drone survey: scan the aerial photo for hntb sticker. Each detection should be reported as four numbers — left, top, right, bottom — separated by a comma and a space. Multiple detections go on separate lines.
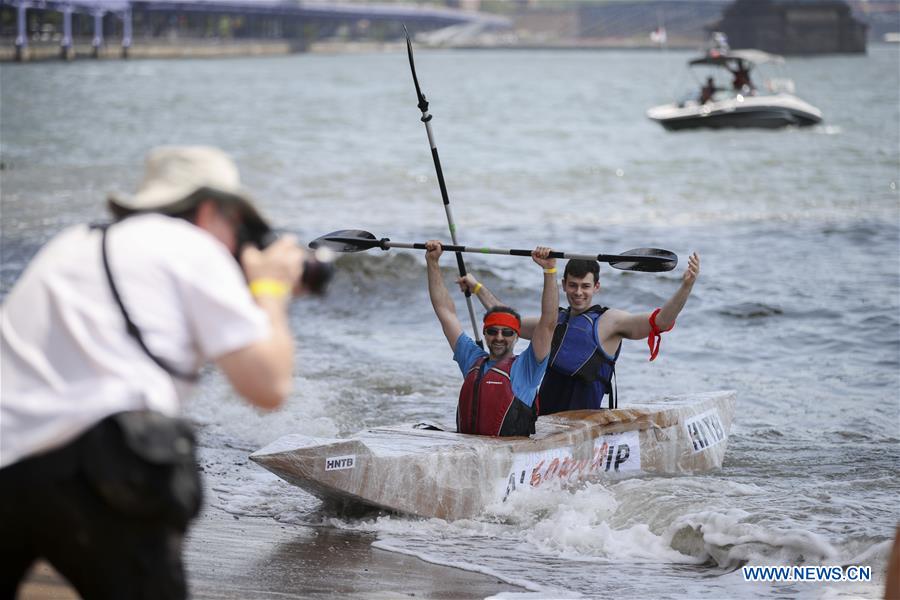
325, 455, 356, 471
685, 410, 726, 453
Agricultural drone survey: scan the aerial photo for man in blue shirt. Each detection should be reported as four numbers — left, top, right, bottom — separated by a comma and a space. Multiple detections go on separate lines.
425, 240, 558, 436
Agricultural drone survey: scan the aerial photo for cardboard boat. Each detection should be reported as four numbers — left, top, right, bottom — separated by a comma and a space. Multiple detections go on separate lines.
250, 390, 736, 520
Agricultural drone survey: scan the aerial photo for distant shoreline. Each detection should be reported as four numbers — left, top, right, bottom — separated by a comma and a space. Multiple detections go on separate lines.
0, 39, 302, 62
0, 38, 691, 62
2, 37, 891, 62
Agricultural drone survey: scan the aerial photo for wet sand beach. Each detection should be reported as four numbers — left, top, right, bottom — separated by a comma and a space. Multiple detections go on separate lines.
183, 507, 521, 599
21, 506, 520, 599
21, 505, 520, 599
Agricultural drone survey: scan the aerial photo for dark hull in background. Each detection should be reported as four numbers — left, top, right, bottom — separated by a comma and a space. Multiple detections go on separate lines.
658, 106, 823, 131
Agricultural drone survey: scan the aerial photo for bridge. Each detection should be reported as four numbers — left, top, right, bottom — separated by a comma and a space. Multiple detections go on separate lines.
0, 0, 511, 60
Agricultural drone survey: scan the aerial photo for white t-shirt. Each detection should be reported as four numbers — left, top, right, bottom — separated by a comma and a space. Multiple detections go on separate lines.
0, 214, 270, 468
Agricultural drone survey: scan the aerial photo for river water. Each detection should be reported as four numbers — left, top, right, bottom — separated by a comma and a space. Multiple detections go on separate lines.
2, 46, 898, 599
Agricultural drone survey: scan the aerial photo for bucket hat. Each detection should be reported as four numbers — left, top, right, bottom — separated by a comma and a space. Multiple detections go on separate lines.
107, 146, 270, 238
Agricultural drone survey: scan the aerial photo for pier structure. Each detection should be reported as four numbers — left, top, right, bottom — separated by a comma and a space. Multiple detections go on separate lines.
0, 0, 510, 61
710, 0, 868, 54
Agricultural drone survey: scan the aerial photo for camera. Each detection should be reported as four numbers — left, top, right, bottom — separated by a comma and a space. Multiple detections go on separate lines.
251, 230, 336, 295
300, 246, 337, 295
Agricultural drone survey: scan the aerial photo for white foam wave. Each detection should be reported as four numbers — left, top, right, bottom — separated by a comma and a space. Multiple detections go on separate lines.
667, 508, 840, 569
196, 443, 325, 523
845, 538, 893, 567
483, 480, 697, 564
486, 593, 583, 600
186, 370, 340, 447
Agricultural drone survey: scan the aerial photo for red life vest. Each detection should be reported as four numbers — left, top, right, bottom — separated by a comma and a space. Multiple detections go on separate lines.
457, 356, 537, 437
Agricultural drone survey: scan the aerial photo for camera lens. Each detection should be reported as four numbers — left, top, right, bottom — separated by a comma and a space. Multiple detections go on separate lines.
301, 248, 336, 295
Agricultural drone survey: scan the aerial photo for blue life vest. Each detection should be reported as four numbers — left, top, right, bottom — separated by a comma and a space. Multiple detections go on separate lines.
537, 305, 620, 415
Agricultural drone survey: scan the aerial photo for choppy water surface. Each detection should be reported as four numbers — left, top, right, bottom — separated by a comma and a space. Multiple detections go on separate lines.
2, 46, 898, 598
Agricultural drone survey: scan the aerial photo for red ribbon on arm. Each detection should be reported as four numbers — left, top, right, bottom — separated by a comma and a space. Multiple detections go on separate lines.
647, 308, 675, 362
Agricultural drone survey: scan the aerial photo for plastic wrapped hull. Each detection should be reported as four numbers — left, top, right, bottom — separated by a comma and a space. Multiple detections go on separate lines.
250, 391, 736, 520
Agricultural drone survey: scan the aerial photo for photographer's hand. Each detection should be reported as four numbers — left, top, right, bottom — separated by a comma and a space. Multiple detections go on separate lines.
241, 235, 305, 303
218, 236, 304, 411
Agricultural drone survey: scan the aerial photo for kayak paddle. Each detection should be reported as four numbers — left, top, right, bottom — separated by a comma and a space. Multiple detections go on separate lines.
310, 230, 678, 273
404, 26, 483, 347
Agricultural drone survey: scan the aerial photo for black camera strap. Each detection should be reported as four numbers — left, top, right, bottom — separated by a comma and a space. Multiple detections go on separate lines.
94, 223, 200, 383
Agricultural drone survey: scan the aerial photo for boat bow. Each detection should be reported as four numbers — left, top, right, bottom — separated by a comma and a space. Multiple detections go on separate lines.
251, 390, 736, 520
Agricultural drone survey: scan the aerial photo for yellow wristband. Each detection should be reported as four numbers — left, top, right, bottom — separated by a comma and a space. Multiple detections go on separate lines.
249, 278, 290, 299
543, 267, 557, 274
472, 282, 483, 295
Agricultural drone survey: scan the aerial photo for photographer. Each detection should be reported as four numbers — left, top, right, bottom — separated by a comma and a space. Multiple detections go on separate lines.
0, 146, 307, 599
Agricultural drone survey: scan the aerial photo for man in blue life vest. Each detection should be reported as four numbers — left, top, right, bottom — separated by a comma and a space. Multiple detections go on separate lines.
457, 252, 700, 414
425, 240, 558, 437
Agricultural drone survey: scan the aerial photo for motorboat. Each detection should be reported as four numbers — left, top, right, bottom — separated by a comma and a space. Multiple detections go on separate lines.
250, 391, 736, 520
647, 48, 823, 131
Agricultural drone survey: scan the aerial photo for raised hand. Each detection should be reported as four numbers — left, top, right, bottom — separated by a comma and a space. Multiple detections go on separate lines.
531, 246, 556, 271
456, 273, 479, 294
425, 240, 443, 264
683, 252, 700, 286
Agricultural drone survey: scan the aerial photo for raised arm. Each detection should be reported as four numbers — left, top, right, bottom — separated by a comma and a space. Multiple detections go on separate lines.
528, 246, 558, 362
609, 252, 700, 341
426, 240, 464, 351
457, 274, 540, 339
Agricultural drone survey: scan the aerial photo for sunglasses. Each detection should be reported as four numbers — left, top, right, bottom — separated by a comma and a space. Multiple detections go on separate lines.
484, 327, 516, 338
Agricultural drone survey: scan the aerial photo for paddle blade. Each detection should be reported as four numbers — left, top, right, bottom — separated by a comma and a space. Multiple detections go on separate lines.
309, 230, 379, 253
609, 248, 678, 272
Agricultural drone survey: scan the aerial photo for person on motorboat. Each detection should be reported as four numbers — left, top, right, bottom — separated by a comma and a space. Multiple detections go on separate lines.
700, 77, 718, 104
426, 240, 558, 437
729, 61, 754, 94
457, 252, 700, 414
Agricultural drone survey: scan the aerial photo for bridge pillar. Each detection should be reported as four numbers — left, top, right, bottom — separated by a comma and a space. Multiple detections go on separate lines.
121, 6, 132, 58
92, 10, 104, 58
15, 1, 29, 62
60, 4, 73, 60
